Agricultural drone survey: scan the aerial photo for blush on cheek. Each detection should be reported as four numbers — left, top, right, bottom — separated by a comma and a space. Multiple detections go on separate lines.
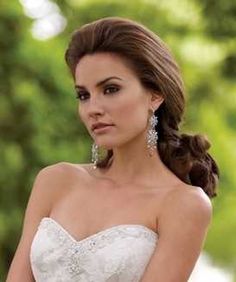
118, 102, 146, 135
120, 100, 135, 116
122, 98, 146, 120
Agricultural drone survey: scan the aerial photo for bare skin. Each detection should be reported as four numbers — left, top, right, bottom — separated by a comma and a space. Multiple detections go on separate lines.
49, 161, 184, 241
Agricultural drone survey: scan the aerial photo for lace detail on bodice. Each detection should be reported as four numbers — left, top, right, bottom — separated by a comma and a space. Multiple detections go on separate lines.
30, 217, 158, 282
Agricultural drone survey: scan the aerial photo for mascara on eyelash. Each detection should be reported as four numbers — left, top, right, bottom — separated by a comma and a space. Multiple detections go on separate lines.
75, 86, 119, 100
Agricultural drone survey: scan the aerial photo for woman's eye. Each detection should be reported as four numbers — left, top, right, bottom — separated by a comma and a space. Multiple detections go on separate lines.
75, 85, 119, 101
76, 91, 88, 101
104, 85, 119, 94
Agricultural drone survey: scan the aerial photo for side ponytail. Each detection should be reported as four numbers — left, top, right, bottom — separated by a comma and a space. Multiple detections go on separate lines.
158, 131, 219, 198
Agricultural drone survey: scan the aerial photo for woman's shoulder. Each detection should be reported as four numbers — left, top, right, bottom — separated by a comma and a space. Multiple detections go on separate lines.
38, 161, 92, 177
29, 162, 93, 212
165, 183, 212, 208
33, 162, 92, 196
159, 183, 212, 225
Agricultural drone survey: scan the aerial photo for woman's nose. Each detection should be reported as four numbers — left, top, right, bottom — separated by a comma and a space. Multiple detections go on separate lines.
87, 97, 105, 117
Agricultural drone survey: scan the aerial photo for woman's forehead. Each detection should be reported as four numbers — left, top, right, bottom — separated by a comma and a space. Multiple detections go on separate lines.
75, 53, 138, 85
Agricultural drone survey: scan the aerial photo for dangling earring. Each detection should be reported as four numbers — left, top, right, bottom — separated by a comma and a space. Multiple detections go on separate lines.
147, 108, 158, 156
91, 142, 98, 169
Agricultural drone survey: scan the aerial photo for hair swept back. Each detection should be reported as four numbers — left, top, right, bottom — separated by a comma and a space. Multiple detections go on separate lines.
65, 16, 219, 198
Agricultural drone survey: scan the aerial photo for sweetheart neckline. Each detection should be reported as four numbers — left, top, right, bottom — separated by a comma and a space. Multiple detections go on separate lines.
40, 217, 158, 244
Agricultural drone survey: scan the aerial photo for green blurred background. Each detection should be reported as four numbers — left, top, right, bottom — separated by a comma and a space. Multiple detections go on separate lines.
0, 0, 235, 281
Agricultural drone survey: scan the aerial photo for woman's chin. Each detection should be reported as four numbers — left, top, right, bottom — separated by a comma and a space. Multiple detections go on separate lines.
97, 143, 114, 150
93, 136, 116, 149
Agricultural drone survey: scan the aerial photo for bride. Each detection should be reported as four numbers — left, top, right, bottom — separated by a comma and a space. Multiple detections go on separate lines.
7, 16, 219, 282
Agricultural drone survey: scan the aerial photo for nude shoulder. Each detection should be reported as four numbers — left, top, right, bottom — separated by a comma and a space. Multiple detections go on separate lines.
159, 184, 213, 229
32, 162, 88, 206
168, 184, 212, 210
38, 161, 88, 180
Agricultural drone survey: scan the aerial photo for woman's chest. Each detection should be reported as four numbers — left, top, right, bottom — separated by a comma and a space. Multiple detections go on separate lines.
49, 177, 162, 242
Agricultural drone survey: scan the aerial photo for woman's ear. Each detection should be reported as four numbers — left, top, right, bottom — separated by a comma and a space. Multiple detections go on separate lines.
149, 92, 164, 111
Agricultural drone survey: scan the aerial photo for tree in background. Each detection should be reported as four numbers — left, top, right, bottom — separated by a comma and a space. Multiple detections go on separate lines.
0, 0, 235, 280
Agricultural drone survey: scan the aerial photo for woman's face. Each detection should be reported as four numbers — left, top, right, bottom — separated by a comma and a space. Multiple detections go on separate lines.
74, 52, 162, 150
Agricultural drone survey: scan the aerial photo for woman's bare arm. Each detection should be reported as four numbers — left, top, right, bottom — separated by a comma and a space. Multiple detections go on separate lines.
140, 186, 212, 282
6, 162, 70, 282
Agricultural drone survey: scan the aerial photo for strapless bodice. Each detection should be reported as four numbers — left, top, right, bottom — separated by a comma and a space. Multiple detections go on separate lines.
30, 217, 158, 282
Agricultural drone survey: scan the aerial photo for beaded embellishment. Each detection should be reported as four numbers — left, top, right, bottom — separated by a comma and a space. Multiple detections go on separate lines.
31, 217, 158, 280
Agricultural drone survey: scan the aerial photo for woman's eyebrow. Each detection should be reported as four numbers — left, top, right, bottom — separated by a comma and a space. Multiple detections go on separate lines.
75, 76, 123, 90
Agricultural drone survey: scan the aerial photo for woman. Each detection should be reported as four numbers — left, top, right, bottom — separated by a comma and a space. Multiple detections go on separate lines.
7, 17, 219, 282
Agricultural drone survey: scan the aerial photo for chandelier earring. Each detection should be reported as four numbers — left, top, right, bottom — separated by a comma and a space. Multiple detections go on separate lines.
91, 142, 99, 169
147, 108, 158, 156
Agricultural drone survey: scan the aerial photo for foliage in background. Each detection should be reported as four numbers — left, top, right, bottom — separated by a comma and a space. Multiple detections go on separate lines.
0, 0, 235, 280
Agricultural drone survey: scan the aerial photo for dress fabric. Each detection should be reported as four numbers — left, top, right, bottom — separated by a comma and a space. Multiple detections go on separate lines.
30, 217, 158, 282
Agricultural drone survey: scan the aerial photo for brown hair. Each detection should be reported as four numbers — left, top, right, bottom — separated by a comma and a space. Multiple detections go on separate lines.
65, 16, 219, 198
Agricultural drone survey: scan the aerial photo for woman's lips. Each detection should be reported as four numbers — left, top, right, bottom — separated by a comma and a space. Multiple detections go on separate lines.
93, 125, 114, 133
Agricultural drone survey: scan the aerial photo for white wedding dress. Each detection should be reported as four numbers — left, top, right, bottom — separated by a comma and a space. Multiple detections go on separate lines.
30, 217, 158, 282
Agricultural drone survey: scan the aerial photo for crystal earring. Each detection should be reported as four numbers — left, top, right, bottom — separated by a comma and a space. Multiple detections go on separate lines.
147, 109, 158, 156
91, 142, 99, 169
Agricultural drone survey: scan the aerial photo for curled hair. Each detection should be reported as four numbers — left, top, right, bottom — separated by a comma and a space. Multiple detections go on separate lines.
65, 17, 219, 198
